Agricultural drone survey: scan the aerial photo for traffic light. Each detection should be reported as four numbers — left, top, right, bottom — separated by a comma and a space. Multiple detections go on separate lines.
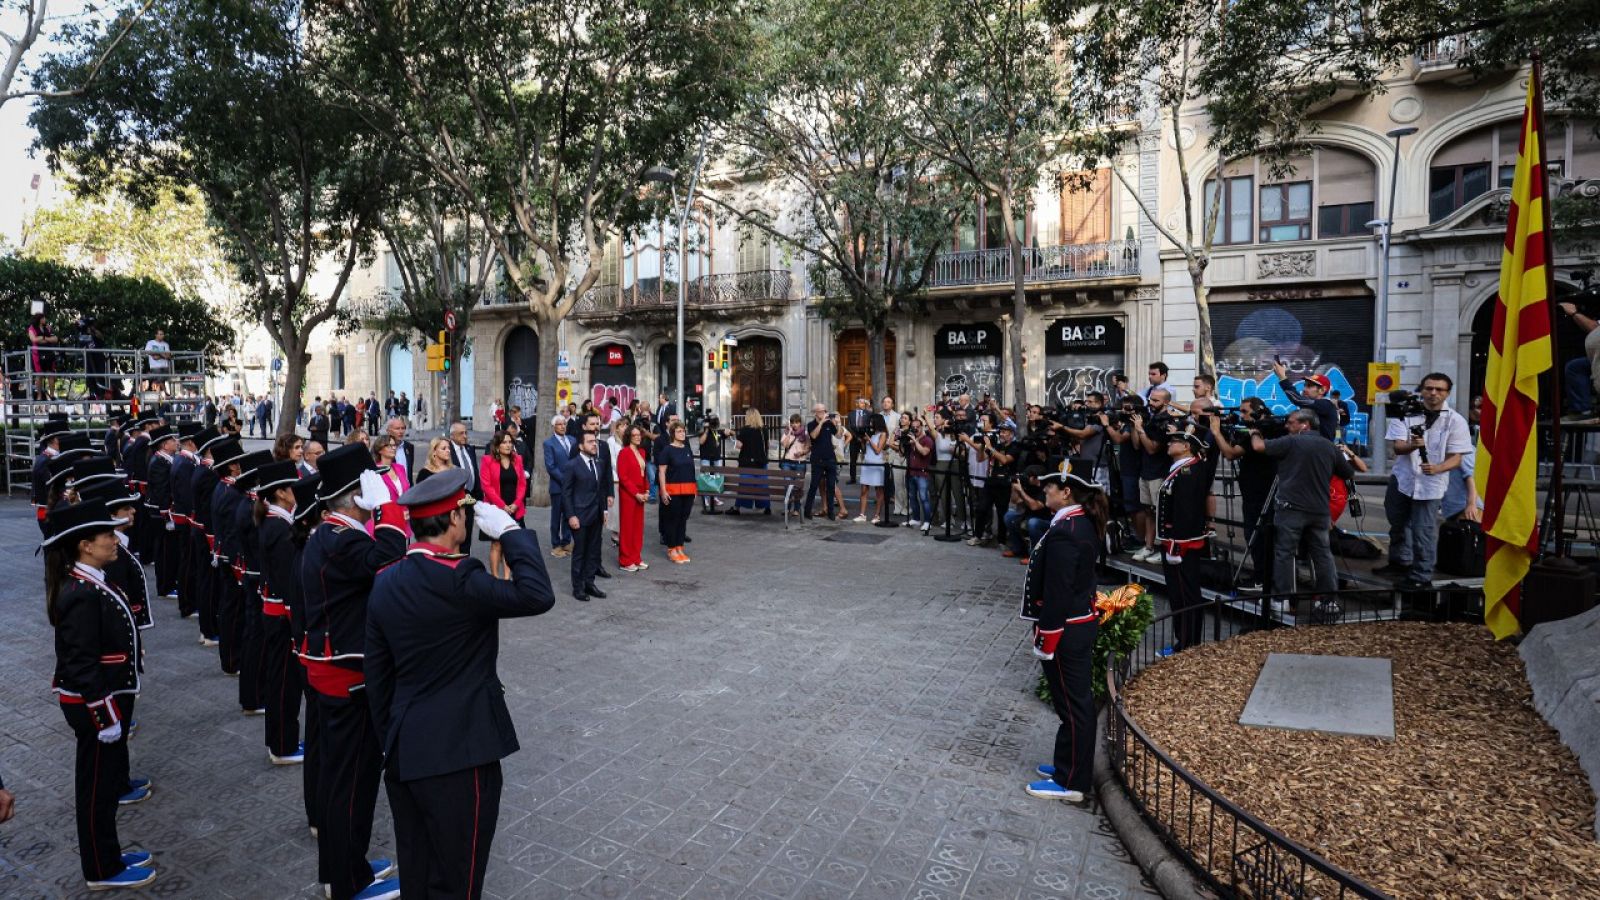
425, 331, 450, 373
718, 346, 731, 371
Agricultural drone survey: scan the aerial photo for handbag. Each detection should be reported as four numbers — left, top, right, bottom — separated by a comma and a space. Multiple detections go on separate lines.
696, 472, 725, 494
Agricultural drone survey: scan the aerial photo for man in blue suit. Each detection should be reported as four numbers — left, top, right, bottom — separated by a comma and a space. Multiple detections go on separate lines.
541, 415, 574, 556
367, 469, 556, 900
560, 430, 612, 601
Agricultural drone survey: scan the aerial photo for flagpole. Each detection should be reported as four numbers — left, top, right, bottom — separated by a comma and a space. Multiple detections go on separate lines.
1533, 52, 1568, 556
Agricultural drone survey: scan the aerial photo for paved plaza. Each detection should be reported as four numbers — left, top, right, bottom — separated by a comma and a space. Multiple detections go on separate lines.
0, 496, 1155, 899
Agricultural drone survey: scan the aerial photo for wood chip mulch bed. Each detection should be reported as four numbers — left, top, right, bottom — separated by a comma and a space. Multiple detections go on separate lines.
1121, 622, 1599, 898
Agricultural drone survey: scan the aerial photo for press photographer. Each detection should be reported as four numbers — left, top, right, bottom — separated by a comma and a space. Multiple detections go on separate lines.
1251, 410, 1355, 613
1273, 358, 1339, 441
1378, 373, 1473, 589
1058, 393, 1110, 489
1209, 399, 1279, 591
1003, 465, 1051, 561
1129, 388, 1182, 562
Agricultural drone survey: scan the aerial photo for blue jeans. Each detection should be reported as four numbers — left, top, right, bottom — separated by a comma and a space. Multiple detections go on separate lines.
1004, 511, 1047, 556
646, 461, 658, 502
1566, 356, 1592, 414
909, 474, 931, 522
1384, 477, 1441, 581
780, 461, 806, 509
737, 467, 771, 510
549, 493, 572, 548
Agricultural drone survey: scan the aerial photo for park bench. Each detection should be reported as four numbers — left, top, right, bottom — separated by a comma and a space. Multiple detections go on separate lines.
697, 465, 806, 528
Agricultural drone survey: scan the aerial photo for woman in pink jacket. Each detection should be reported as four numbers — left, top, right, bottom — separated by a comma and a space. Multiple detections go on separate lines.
366, 435, 412, 539
480, 430, 527, 578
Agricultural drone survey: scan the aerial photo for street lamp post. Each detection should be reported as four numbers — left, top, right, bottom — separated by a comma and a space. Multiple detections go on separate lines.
643, 130, 710, 423
1368, 125, 1418, 477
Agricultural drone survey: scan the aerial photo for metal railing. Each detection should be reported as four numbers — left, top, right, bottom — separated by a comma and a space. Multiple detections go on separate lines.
1415, 34, 1477, 68
929, 239, 1140, 288
1103, 585, 1478, 898
576, 269, 793, 315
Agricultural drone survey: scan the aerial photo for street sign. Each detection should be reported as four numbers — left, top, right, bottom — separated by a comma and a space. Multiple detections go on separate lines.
555, 379, 573, 405
444, 310, 458, 332
271, 358, 282, 372
1367, 362, 1402, 404
557, 350, 572, 379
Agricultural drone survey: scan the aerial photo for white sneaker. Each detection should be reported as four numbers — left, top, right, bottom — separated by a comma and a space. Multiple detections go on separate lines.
1133, 547, 1156, 563
853, 515, 868, 523
921, 522, 931, 534
904, 519, 918, 528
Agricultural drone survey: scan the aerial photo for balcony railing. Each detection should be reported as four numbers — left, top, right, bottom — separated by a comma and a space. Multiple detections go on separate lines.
1415, 34, 1477, 68
576, 269, 793, 315
928, 239, 1140, 289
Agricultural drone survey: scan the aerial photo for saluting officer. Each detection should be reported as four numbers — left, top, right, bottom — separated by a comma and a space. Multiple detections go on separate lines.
42, 500, 158, 891
1157, 432, 1211, 653
254, 460, 307, 766
367, 469, 557, 899
299, 442, 406, 900
1021, 468, 1108, 804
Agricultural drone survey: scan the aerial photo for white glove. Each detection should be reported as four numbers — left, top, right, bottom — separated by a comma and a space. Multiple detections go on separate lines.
475, 504, 519, 540
210, 554, 219, 568
354, 469, 389, 511
97, 722, 123, 744
165, 521, 176, 532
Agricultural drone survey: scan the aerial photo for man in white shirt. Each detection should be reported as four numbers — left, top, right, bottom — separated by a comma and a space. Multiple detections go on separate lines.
1378, 373, 1474, 588
143, 328, 172, 392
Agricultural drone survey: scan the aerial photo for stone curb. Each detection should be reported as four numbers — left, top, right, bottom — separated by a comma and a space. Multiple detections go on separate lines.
1094, 712, 1218, 900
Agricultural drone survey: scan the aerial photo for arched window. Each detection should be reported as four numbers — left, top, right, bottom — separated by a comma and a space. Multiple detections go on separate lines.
1430, 118, 1600, 221
738, 216, 772, 272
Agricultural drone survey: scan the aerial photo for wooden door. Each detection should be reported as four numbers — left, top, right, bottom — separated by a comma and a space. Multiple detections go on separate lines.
835, 329, 897, 413
731, 337, 783, 416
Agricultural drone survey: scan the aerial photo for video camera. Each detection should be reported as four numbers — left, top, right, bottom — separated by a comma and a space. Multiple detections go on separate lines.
1212, 408, 1290, 440
1384, 389, 1426, 420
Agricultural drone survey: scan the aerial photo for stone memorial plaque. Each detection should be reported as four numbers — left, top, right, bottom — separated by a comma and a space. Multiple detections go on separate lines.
1239, 653, 1395, 739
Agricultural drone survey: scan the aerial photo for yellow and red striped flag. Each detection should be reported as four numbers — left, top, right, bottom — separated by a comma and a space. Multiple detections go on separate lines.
1478, 71, 1554, 640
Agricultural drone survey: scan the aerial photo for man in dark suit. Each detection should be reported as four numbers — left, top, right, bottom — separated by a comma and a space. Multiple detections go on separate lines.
847, 397, 870, 483
367, 470, 555, 899
541, 416, 574, 556
566, 413, 612, 579
654, 392, 676, 429
448, 421, 481, 554
560, 430, 611, 601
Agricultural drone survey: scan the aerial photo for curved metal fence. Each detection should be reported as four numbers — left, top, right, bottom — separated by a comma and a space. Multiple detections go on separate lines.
1101, 586, 1475, 899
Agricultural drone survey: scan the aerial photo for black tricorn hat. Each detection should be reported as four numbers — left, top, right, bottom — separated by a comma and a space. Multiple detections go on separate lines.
177, 421, 202, 440
46, 453, 83, 487
195, 427, 226, 453
41, 500, 122, 549
146, 425, 176, 445
234, 450, 276, 490
38, 412, 73, 445
315, 441, 378, 501
210, 438, 247, 468
293, 473, 323, 523
254, 460, 300, 495
77, 479, 140, 512
67, 455, 124, 490
56, 432, 94, 459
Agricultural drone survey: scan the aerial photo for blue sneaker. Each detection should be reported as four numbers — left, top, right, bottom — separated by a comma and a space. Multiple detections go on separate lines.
352, 877, 401, 900
127, 720, 138, 738
117, 784, 152, 806
269, 742, 306, 765
1035, 763, 1055, 778
370, 859, 396, 880
86, 866, 157, 890
127, 776, 151, 792
1025, 778, 1086, 803
1155, 645, 1177, 658
121, 851, 154, 868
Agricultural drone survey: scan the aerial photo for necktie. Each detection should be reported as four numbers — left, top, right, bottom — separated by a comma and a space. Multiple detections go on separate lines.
588, 457, 597, 483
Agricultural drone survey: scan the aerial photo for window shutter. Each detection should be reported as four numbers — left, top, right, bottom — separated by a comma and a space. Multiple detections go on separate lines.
1059, 168, 1111, 245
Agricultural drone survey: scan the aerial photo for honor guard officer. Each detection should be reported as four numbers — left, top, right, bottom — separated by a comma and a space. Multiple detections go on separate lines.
169, 423, 203, 618
299, 442, 406, 900
254, 461, 307, 766
43, 435, 97, 510
207, 439, 248, 662
1157, 432, 1211, 654
232, 451, 276, 717
105, 412, 130, 467
42, 500, 158, 891
288, 474, 325, 844
123, 415, 157, 562
1021, 468, 1109, 804
144, 424, 180, 600
366, 469, 557, 900
32, 412, 73, 534
191, 428, 228, 644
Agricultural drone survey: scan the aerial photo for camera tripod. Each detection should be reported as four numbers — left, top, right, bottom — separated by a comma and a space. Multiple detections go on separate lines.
933, 440, 973, 543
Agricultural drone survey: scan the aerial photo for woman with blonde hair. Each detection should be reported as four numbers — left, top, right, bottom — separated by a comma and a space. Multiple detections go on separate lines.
414, 436, 455, 483
730, 407, 771, 515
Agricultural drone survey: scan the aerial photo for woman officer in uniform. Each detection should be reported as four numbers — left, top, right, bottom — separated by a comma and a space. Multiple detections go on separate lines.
1020, 467, 1108, 804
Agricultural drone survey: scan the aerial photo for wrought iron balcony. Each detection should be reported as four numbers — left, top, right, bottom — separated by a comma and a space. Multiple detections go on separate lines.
574, 269, 793, 315
928, 239, 1140, 289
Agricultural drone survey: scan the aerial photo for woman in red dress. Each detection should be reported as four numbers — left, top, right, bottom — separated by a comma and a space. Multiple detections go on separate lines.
616, 423, 649, 572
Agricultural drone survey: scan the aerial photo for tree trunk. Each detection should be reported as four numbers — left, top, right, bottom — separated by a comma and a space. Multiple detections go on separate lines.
1002, 194, 1028, 409
275, 338, 309, 439
525, 307, 562, 508
446, 331, 465, 423
1189, 260, 1215, 379
868, 326, 887, 405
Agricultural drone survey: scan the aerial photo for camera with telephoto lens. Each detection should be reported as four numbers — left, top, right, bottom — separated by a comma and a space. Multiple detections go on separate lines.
1385, 389, 1426, 420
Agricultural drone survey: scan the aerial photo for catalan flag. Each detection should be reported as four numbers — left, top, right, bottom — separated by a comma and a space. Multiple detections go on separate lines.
1478, 71, 1554, 640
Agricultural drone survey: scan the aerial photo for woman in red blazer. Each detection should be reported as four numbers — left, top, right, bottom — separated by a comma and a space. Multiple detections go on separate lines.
616, 423, 649, 572
480, 430, 528, 578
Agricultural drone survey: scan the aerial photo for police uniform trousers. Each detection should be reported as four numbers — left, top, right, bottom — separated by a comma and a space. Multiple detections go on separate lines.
176, 522, 198, 618
1162, 548, 1207, 651
317, 689, 384, 900
61, 695, 135, 882
196, 532, 220, 640
154, 519, 179, 597
237, 574, 264, 711
217, 565, 244, 675
260, 615, 302, 757
302, 675, 328, 881
1040, 622, 1096, 795
385, 755, 502, 900
133, 502, 154, 562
